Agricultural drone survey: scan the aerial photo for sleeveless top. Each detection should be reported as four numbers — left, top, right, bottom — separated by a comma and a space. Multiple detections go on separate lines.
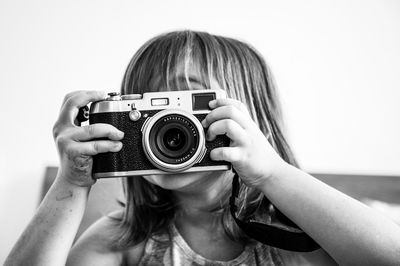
138, 224, 284, 266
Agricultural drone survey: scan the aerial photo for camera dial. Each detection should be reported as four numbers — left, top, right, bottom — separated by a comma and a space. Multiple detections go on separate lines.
122, 94, 142, 100
106, 92, 122, 101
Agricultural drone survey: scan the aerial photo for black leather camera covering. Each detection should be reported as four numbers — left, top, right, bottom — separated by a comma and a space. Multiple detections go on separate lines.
90, 111, 230, 176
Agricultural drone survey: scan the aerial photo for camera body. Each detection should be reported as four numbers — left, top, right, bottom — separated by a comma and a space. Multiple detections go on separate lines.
89, 90, 230, 178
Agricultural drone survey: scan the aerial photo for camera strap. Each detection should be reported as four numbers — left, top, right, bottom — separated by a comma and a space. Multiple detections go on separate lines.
229, 169, 320, 252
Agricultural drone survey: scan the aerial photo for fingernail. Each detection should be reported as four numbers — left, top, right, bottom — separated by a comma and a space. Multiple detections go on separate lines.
201, 119, 207, 128
206, 132, 211, 141
209, 100, 216, 108
115, 142, 123, 150
118, 131, 125, 138
209, 149, 216, 160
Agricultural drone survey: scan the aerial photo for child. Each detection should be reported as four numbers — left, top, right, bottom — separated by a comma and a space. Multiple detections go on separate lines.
5, 30, 400, 266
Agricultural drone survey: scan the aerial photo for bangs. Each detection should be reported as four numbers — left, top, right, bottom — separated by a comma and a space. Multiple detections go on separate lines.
121, 31, 282, 149
122, 31, 217, 95
121, 31, 268, 130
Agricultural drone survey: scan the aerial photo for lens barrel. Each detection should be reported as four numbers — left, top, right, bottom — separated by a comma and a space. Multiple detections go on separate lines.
142, 109, 206, 172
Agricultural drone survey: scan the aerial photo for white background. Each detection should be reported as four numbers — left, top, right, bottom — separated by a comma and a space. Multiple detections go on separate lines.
0, 0, 399, 262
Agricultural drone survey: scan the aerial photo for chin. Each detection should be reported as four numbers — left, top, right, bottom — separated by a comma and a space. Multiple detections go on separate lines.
143, 170, 224, 191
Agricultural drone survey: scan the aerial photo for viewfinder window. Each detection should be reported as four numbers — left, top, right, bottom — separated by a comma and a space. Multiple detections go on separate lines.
192, 93, 216, 111
151, 98, 169, 106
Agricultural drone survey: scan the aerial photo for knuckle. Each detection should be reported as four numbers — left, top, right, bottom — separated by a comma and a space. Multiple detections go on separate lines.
230, 154, 239, 163
226, 105, 235, 113
235, 150, 244, 162
52, 122, 61, 139
108, 126, 120, 138
92, 141, 100, 152
242, 135, 251, 146
206, 112, 214, 122
220, 149, 228, 160
238, 102, 247, 111
55, 134, 69, 148
63, 93, 71, 104
64, 97, 74, 109
85, 125, 96, 138
208, 123, 220, 136
85, 90, 98, 98
208, 122, 215, 132
234, 106, 244, 116
63, 91, 79, 103
225, 120, 235, 131
102, 125, 118, 139
113, 141, 122, 150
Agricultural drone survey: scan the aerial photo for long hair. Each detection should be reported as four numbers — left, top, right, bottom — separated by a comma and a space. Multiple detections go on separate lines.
112, 30, 299, 248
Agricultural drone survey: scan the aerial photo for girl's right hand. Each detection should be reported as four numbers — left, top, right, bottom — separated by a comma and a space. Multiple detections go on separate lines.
52, 90, 124, 187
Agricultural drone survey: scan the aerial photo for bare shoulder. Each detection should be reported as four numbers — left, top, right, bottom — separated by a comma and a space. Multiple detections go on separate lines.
300, 248, 338, 265
67, 210, 145, 266
280, 248, 338, 265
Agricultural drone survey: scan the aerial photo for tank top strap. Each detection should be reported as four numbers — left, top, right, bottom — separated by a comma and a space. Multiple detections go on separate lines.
138, 223, 284, 266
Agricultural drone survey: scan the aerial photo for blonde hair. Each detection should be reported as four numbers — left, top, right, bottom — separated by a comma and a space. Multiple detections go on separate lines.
114, 30, 299, 248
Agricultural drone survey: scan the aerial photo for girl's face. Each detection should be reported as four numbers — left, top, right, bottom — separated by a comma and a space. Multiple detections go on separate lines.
142, 61, 229, 193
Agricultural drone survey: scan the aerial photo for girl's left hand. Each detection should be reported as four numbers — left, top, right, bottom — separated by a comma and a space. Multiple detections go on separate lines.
202, 98, 287, 189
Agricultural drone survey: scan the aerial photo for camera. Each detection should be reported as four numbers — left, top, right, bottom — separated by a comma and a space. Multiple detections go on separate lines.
89, 90, 230, 178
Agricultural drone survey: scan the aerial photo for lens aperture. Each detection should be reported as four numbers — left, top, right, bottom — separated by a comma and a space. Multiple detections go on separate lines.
149, 114, 199, 164
164, 128, 185, 151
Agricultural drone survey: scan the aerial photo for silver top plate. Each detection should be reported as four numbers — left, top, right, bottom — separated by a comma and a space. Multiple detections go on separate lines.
90, 89, 226, 114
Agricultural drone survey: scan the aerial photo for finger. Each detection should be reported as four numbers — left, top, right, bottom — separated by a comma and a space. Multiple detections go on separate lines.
210, 147, 242, 163
61, 90, 88, 107
202, 105, 252, 129
209, 98, 250, 114
206, 119, 248, 145
68, 124, 124, 142
68, 140, 123, 156
59, 90, 107, 125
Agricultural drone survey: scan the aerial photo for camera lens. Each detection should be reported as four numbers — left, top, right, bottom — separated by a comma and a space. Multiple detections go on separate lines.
154, 122, 192, 159
148, 114, 200, 165
142, 109, 206, 172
